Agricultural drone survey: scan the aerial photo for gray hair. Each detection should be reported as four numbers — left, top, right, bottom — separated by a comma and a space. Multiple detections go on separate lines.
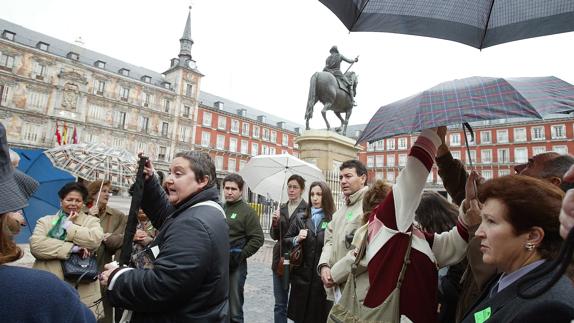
540, 154, 574, 192
174, 151, 217, 188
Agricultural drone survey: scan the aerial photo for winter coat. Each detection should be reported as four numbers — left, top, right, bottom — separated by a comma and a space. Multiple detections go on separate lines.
285, 212, 332, 323
87, 206, 127, 271
30, 212, 104, 315
0, 265, 96, 323
106, 177, 229, 323
270, 199, 307, 272
461, 261, 574, 323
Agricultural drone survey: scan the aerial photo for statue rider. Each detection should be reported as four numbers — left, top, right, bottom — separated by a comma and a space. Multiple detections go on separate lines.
323, 45, 358, 104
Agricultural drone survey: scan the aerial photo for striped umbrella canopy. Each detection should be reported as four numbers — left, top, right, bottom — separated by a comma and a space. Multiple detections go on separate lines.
319, 0, 574, 49
357, 76, 574, 144
44, 143, 137, 189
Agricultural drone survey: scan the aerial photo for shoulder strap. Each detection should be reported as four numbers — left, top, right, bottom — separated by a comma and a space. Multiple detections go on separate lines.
191, 200, 226, 218
396, 232, 414, 288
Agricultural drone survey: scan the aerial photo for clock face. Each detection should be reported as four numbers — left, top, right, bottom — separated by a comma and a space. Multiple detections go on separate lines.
188, 61, 196, 69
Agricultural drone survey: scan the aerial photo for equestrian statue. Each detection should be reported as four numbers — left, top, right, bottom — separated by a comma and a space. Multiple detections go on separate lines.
305, 45, 358, 136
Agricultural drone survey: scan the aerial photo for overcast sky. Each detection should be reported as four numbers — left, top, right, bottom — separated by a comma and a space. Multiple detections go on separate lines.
3, 0, 574, 129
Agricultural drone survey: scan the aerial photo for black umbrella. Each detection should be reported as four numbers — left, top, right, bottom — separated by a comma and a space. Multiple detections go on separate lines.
319, 0, 574, 49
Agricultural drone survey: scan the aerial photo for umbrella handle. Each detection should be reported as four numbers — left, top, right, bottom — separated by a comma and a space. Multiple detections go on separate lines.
462, 123, 475, 169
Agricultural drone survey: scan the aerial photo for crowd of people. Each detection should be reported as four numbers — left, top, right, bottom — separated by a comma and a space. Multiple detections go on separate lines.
1, 121, 574, 323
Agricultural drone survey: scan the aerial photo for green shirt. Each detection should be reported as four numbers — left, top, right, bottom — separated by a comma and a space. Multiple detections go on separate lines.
224, 199, 264, 259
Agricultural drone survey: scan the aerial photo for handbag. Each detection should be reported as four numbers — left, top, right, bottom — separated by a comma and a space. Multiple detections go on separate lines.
328, 231, 414, 323
61, 253, 98, 286
290, 219, 307, 268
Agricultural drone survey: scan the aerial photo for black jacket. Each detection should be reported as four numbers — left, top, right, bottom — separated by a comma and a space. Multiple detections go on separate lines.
460, 261, 574, 323
285, 212, 332, 323
270, 199, 307, 272
107, 177, 229, 323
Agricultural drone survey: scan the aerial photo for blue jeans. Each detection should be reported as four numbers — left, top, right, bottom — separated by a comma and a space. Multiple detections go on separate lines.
229, 259, 248, 323
272, 271, 289, 323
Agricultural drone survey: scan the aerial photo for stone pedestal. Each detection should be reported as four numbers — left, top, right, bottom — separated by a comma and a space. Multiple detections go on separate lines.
296, 130, 362, 172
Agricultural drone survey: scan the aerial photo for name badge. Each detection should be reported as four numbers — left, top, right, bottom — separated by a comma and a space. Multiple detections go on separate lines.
473, 307, 491, 323
230, 213, 237, 219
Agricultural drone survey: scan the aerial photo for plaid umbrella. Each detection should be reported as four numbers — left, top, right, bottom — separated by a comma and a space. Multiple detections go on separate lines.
319, 0, 574, 49
357, 76, 574, 144
44, 143, 137, 189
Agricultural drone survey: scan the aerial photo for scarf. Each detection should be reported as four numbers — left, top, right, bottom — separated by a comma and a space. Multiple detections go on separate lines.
311, 207, 324, 232
47, 210, 68, 241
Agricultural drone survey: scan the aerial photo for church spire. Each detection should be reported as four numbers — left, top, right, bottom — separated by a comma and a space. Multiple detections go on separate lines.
178, 6, 194, 65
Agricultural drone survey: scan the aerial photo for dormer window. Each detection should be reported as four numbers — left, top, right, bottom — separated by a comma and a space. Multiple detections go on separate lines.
94, 60, 106, 69
162, 82, 171, 89
67, 52, 79, 60
36, 42, 49, 51
141, 75, 152, 83
2, 31, 15, 41
119, 68, 130, 77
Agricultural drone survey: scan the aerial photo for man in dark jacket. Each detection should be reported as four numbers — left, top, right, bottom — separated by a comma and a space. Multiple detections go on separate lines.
223, 173, 264, 323
100, 151, 229, 323
270, 174, 307, 323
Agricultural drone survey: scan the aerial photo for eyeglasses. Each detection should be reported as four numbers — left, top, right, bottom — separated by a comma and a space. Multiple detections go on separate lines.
287, 185, 300, 190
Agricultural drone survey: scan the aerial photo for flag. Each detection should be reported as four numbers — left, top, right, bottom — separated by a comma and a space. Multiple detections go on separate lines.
55, 121, 62, 146
62, 123, 68, 145
72, 126, 78, 144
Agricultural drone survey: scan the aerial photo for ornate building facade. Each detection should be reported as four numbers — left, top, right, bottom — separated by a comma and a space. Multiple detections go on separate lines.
0, 12, 300, 176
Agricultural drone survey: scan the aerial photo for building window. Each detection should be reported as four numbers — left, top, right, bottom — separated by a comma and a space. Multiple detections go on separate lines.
201, 131, 211, 147
228, 158, 236, 172
514, 147, 528, 163
94, 80, 105, 95
2, 31, 15, 41
229, 137, 238, 152
398, 154, 407, 167
270, 147, 276, 155
182, 105, 190, 118
386, 172, 395, 183
120, 86, 129, 101
241, 140, 248, 154
95, 60, 106, 69
158, 146, 167, 161
114, 111, 127, 129
551, 124, 566, 139
262, 145, 269, 155
0, 54, 15, 71
253, 126, 260, 139
481, 149, 492, 164
450, 133, 460, 146
231, 119, 239, 133
532, 146, 546, 156
499, 169, 510, 177
496, 129, 508, 143
88, 105, 106, 121
242, 123, 250, 136
163, 99, 171, 113
375, 140, 385, 151
480, 131, 491, 144
26, 90, 49, 112
139, 116, 149, 133
386, 154, 395, 167
386, 138, 395, 150
482, 170, 493, 180
282, 133, 289, 146
32, 62, 46, 80
179, 126, 190, 142
203, 112, 212, 127
218, 116, 227, 130
552, 145, 568, 155
262, 128, 270, 141
161, 122, 169, 137
35, 42, 49, 51
497, 148, 509, 163
451, 151, 461, 160
67, 52, 79, 60
21, 123, 43, 143
375, 155, 384, 167
367, 156, 374, 168
216, 135, 225, 150
185, 83, 193, 97
239, 159, 247, 170
112, 137, 124, 148
119, 68, 130, 76
531, 126, 545, 140
141, 75, 151, 83
162, 82, 171, 89
465, 150, 476, 165
251, 143, 259, 156
513, 128, 526, 142
367, 142, 374, 152
398, 138, 407, 150
271, 131, 277, 143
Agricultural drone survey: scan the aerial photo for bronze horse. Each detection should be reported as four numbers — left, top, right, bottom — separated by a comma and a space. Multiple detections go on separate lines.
304, 71, 358, 135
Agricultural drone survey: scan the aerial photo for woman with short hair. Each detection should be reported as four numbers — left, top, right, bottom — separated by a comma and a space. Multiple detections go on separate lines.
461, 175, 574, 322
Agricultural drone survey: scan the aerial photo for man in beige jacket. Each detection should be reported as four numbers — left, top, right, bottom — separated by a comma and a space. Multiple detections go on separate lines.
318, 159, 368, 299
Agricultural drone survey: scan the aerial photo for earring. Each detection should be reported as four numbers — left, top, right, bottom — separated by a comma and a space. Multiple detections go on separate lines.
525, 242, 535, 251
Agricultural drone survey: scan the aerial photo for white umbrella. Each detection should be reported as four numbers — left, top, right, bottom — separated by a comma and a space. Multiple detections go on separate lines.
239, 154, 325, 203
